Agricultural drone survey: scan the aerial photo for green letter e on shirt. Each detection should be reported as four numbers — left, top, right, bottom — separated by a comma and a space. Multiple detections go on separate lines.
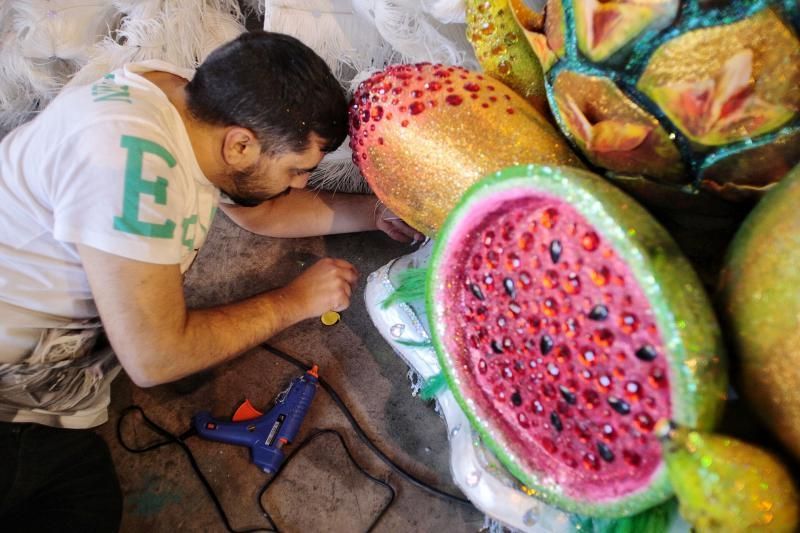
113, 135, 177, 238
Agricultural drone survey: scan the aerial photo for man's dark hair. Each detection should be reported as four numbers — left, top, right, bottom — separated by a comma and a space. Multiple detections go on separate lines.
186, 31, 348, 156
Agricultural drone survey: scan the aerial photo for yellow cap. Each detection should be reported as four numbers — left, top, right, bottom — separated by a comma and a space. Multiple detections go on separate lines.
321, 311, 340, 326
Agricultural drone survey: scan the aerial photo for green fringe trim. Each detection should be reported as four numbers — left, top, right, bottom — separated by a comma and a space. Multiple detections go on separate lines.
420, 373, 448, 401
395, 338, 433, 348
381, 267, 428, 309
571, 498, 678, 533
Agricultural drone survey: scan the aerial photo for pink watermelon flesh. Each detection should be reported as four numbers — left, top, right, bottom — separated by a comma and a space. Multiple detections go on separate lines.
440, 189, 672, 501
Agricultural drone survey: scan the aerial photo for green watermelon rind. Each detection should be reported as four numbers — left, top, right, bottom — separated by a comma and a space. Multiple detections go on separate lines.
426, 164, 728, 517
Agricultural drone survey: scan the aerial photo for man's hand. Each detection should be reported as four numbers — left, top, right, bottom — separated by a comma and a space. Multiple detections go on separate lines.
375, 203, 425, 243
282, 257, 358, 318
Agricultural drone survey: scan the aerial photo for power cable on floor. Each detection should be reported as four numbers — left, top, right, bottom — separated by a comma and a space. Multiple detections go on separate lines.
116, 343, 471, 533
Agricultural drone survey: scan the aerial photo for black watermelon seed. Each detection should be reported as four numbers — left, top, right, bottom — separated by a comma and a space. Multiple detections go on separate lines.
511, 390, 523, 406
588, 304, 609, 321
635, 345, 658, 362
559, 385, 577, 405
469, 282, 485, 301
540, 335, 554, 355
490, 339, 504, 354
503, 277, 516, 298
549, 240, 562, 263
597, 442, 615, 462
608, 396, 631, 415
550, 411, 563, 432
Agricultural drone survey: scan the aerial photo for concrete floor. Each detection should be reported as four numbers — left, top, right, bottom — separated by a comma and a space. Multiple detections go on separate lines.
95, 209, 484, 532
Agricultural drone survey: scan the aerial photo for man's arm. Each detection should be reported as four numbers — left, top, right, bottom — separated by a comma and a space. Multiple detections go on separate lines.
222, 189, 422, 242
78, 243, 357, 387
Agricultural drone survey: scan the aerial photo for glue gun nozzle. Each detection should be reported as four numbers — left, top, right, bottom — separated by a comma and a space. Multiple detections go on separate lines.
308, 364, 319, 378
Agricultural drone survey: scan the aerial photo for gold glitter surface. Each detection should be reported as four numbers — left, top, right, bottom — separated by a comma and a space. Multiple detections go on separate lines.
718, 163, 800, 463
663, 424, 800, 531
700, 128, 800, 200
574, 0, 679, 62
466, 0, 549, 114
553, 71, 686, 183
353, 66, 581, 236
638, 8, 800, 143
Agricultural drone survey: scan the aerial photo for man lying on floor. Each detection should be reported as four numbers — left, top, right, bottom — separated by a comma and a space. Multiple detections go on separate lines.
0, 30, 421, 531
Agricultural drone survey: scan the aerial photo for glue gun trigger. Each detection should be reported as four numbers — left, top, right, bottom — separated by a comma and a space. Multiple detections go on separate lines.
231, 399, 264, 422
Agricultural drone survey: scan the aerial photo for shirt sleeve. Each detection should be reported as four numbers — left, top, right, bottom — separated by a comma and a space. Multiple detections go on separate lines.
48, 121, 189, 265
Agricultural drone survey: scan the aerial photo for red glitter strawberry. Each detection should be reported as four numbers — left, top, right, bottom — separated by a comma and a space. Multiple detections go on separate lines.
348, 63, 581, 236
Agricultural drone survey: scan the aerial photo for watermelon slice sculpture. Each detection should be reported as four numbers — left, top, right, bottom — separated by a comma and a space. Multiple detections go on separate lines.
426, 164, 727, 517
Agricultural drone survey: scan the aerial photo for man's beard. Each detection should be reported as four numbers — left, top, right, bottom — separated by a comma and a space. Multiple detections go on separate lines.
223, 166, 289, 207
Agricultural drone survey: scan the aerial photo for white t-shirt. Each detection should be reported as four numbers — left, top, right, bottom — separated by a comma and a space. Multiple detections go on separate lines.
0, 61, 220, 425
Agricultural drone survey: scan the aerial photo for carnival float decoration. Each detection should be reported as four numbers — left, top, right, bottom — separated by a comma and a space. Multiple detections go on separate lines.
423, 163, 728, 517
2, 0, 798, 530
465, 0, 800, 208
350, 1, 800, 526
719, 164, 800, 463
348, 62, 581, 235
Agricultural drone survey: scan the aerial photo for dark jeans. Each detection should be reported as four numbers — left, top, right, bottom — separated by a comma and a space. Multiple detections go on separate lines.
0, 422, 122, 532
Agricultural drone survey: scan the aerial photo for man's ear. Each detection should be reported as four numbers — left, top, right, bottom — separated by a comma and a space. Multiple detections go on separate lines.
221, 127, 260, 169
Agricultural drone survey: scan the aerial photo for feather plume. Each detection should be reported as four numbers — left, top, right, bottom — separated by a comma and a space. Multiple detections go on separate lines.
68, 0, 245, 88
0, 1, 118, 133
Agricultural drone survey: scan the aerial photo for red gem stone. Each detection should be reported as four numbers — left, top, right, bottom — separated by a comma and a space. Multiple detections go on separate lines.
581, 231, 599, 251
409, 101, 425, 115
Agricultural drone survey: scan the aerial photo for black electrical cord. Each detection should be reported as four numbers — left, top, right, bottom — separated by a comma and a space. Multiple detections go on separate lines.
260, 342, 472, 506
117, 405, 272, 533
256, 429, 396, 533
116, 344, 472, 533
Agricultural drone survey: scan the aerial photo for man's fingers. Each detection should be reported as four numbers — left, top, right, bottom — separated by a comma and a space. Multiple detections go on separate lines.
331, 258, 358, 273
386, 219, 424, 243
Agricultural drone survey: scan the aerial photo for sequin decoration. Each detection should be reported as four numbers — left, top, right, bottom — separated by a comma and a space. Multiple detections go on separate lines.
552, 71, 686, 183
719, 164, 800, 463
465, 0, 800, 205
661, 423, 800, 531
348, 63, 582, 236
427, 164, 727, 517
465, 0, 549, 113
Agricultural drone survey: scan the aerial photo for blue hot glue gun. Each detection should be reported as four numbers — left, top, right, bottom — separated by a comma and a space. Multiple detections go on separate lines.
192, 365, 319, 473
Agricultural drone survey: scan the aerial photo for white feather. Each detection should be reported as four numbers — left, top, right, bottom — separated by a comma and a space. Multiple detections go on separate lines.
11, 0, 118, 62
68, 0, 246, 89
264, 0, 398, 84
352, 0, 475, 69
0, 0, 118, 132
421, 0, 467, 24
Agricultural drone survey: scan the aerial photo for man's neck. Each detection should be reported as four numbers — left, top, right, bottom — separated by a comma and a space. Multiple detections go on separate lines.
141, 71, 225, 186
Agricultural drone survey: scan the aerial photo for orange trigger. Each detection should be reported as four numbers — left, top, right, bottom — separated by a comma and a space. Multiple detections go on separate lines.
232, 399, 263, 422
